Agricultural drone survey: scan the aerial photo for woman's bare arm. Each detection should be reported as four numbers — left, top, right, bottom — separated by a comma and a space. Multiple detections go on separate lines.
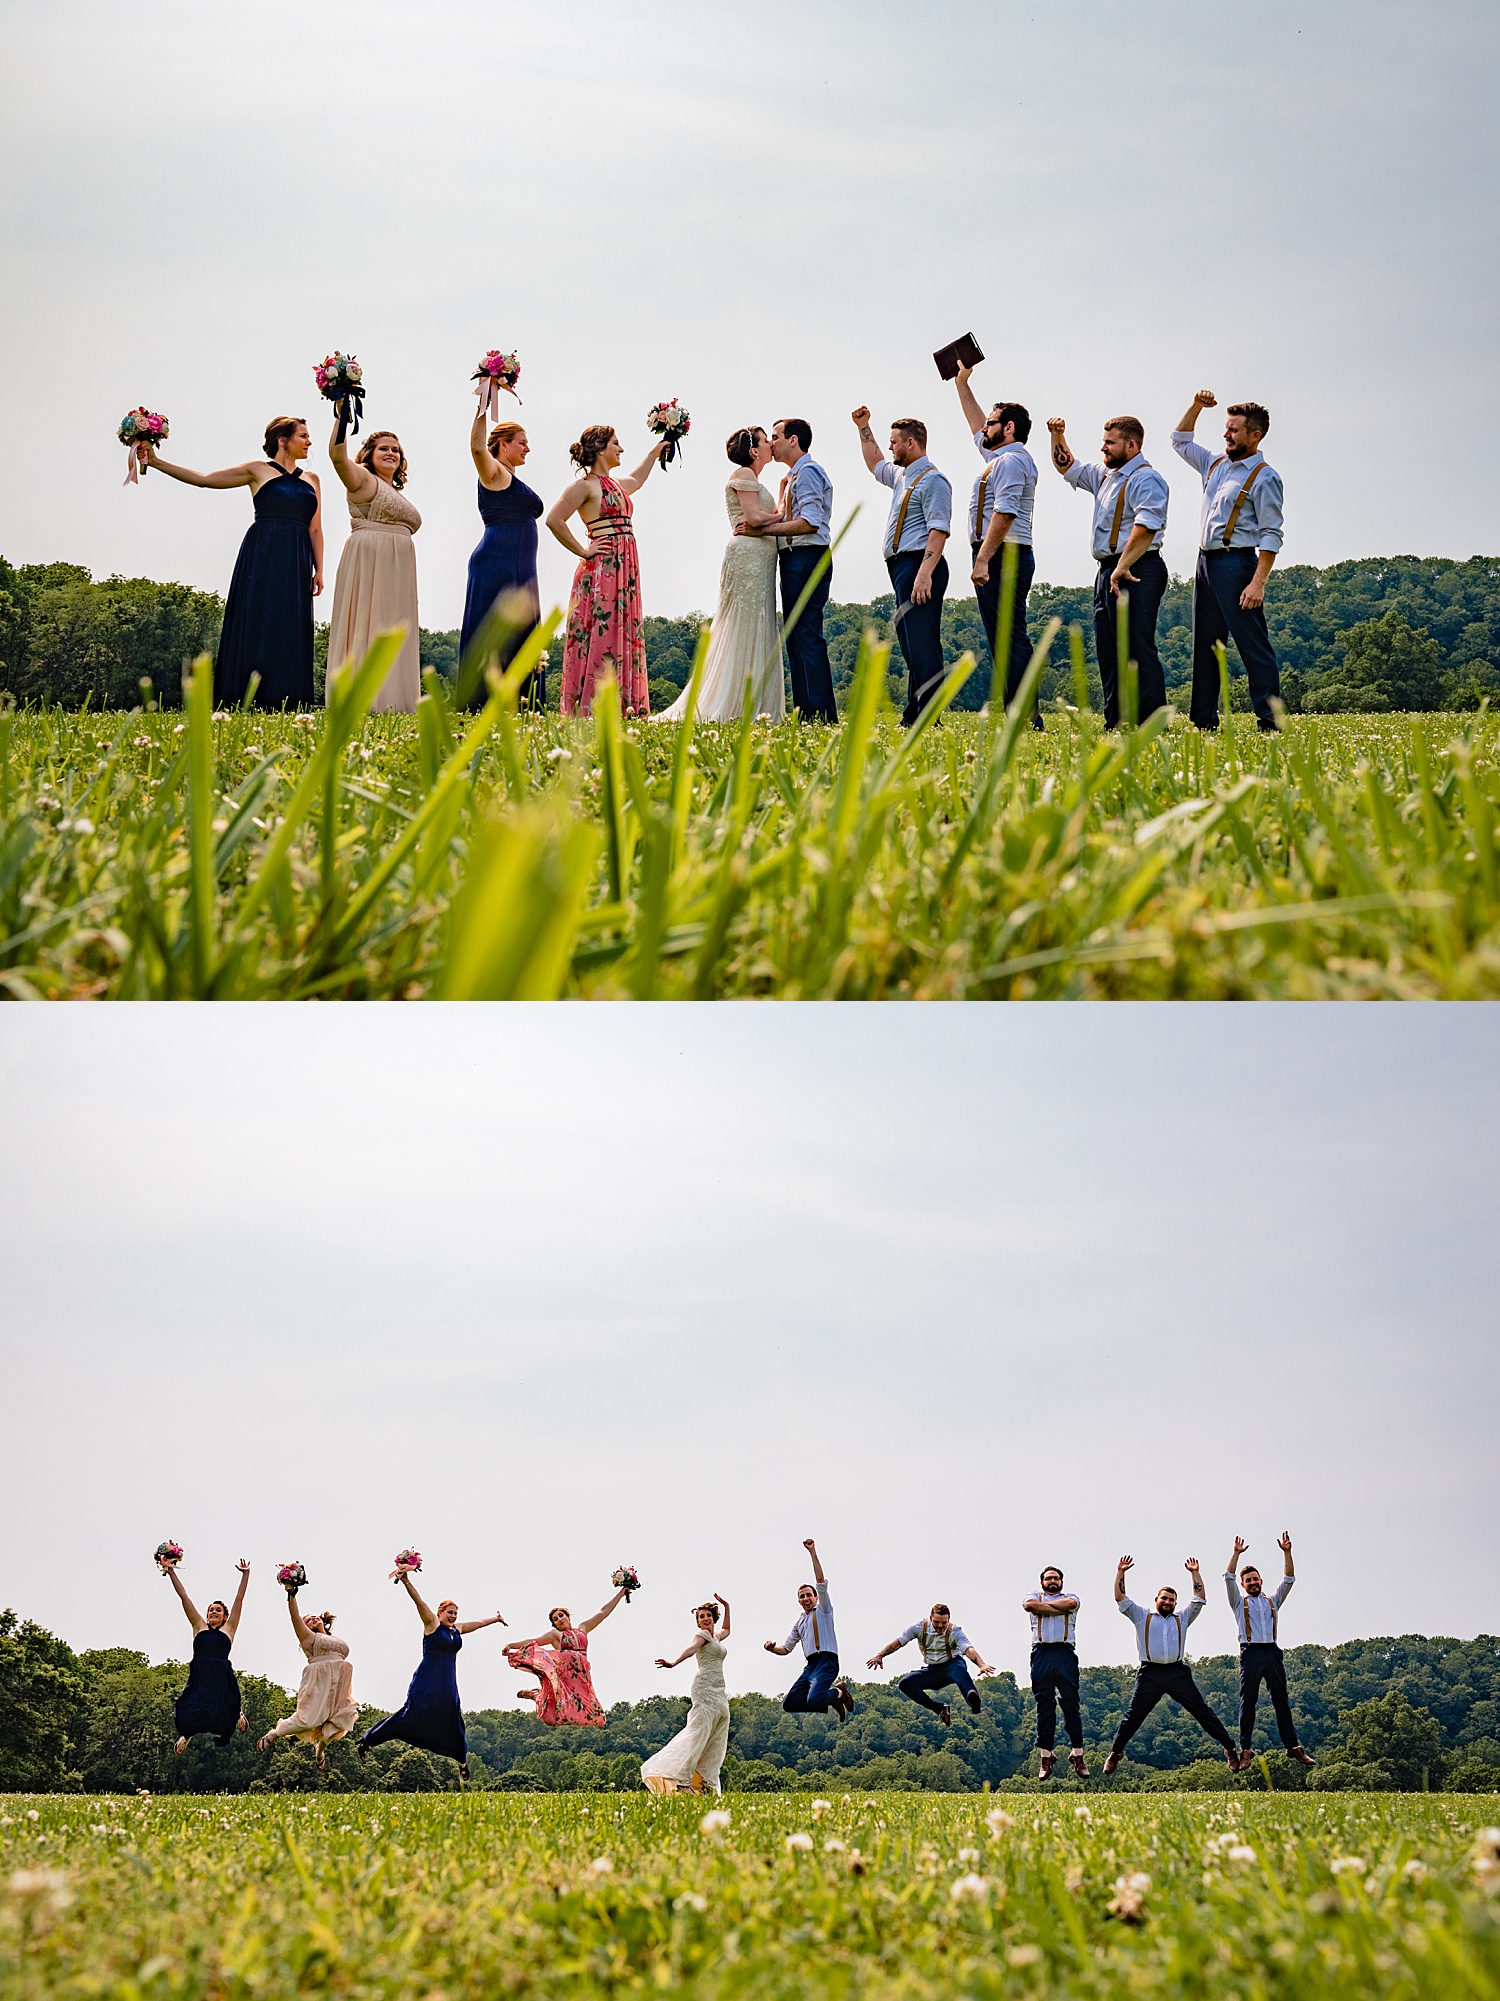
306, 471, 325, 596
471, 401, 513, 491
654, 1634, 707, 1670
504, 1625, 566, 1651
287, 1592, 314, 1650
457, 1610, 508, 1636
731, 478, 778, 528
399, 1570, 439, 1634
225, 1560, 250, 1640
164, 1564, 206, 1633
580, 1587, 627, 1634
546, 478, 602, 560
715, 1594, 731, 1641
144, 452, 260, 492
329, 415, 377, 499
617, 444, 665, 497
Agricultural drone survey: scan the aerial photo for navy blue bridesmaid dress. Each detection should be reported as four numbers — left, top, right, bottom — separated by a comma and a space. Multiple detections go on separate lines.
214, 466, 317, 709
174, 1627, 242, 1746
360, 1622, 467, 1768
459, 476, 544, 709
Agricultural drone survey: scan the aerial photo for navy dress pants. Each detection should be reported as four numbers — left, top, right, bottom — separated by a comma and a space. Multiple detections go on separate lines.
1110, 1662, 1234, 1758
1191, 547, 1281, 729
1030, 1642, 1083, 1750
974, 542, 1040, 726
778, 547, 838, 722
1237, 1643, 1299, 1749
783, 1651, 841, 1714
887, 552, 949, 727
898, 1657, 977, 1714
1092, 551, 1168, 728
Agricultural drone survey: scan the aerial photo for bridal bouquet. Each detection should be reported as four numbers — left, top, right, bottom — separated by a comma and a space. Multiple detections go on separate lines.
612, 1565, 641, 1603
473, 348, 522, 419
646, 400, 690, 467
314, 352, 364, 442
276, 1562, 308, 1593
390, 1547, 422, 1582
119, 408, 169, 487
154, 1539, 183, 1571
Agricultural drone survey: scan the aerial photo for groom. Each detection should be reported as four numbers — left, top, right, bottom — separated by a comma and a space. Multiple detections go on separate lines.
738, 418, 838, 722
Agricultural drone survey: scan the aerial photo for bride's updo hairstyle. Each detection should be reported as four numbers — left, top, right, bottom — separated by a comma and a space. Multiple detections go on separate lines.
264, 416, 305, 458
693, 1601, 721, 1625
356, 430, 409, 489
569, 425, 615, 473
725, 427, 765, 468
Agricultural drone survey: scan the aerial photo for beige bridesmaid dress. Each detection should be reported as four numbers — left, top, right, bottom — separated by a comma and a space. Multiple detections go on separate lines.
326, 478, 423, 713
264, 1632, 359, 1748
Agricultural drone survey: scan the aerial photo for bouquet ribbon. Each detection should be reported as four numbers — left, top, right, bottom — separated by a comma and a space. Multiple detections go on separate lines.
335, 389, 364, 446
123, 444, 146, 488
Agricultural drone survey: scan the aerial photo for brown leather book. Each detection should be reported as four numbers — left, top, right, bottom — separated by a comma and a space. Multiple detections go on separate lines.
933, 333, 985, 380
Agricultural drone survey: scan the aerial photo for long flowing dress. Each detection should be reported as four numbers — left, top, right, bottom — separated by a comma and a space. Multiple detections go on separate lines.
326, 478, 423, 714
658, 477, 783, 722
264, 1632, 358, 1749
459, 476, 544, 709
641, 1636, 730, 1795
214, 467, 317, 710
561, 474, 648, 717
174, 1627, 243, 1747
507, 1626, 606, 1727
360, 1622, 466, 1765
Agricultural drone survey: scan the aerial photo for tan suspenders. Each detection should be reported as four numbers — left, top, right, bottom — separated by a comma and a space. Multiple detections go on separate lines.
1108, 475, 1130, 554
973, 462, 993, 544
1147, 1611, 1185, 1662
890, 467, 932, 555
809, 1601, 821, 1653
1208, 456, 1267, 547
1238, 1591, 1278, 1645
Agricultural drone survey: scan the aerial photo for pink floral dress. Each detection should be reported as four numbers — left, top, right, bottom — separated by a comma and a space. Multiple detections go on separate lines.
561, 474, 649, 717
507, 1627, 606, 1727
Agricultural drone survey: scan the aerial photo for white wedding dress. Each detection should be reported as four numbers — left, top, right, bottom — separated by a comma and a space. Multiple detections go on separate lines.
657, 478, 784, 722
640, 1635, 730, 1794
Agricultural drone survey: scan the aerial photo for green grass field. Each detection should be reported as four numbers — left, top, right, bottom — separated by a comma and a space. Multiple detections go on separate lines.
3, 622, 1498, 999
4, 1791, 1499, 1998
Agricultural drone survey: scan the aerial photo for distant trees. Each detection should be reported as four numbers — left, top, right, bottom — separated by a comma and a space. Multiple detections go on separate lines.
0, 1610, 88, 1791
1302, 609, 1446, 713
0, 560, 223, 709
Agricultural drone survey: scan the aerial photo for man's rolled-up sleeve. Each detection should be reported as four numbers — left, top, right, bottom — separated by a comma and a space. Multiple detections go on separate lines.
992, 457, 1028, 518
1171, 431, 1214, 478
1132, 468, 1169, 533
798, 470, 832, 536
1064, 461, 1103, 495
1254, 469, 1284, 553
925, 475, 953, 536
872, 459, 897, 490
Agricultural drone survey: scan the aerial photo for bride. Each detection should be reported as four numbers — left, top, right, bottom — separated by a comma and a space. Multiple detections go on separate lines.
640, 1594, 731, 1794
657, 430, 783, 722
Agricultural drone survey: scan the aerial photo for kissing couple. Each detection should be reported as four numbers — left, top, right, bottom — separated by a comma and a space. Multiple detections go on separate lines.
656, 419, 839, 725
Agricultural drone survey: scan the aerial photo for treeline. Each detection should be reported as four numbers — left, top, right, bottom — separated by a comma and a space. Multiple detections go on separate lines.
3, 553, 1497, 716
4, 1610, 1497, 1796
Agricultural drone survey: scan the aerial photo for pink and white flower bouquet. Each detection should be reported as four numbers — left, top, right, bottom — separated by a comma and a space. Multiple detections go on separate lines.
473, 349, 522, 418
314, 352, 364, 441
612, 1565, 641, 1603
646, 400, 690, 467
390, 1547, 422, 1582
119, 408, 169, 486
154, 1540, 183, 1571
276, 1562, 308, 1593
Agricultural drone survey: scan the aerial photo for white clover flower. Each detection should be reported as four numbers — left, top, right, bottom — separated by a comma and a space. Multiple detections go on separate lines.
1330, 1856, 1368, 1876
1007, 1944, 1043, 1967
822, 1838, 846, 1853
957, 1847, 980, 1864
133, 735, 152, 747
25, 1812, 39, 1823
1106, 1872, 1151, 1923
6, 1868, 72, 1917
1227, 1845, 1257, 1865
785, 1831, 814, 1853
985, 1808, 1015, 1835
699, 1809, 731, 1837
950, 1873, 989, 1904
546, 747, 572, 762
586, 1856, 613, 1875
810, 1800, 831, 1820
1073, 1804, 1092, 1820
677, 1892, 707, 1913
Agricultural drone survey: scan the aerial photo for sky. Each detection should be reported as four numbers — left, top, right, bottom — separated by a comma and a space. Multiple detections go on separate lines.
2, 1005, 1496, 1715
2, 0, 1498, 632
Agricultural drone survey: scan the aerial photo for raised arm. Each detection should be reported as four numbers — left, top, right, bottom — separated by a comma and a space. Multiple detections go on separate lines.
457, 1609, 508, 1636
399, 1569, 439, 1634
470, 400, 511, 488
1184, 1557, 1206, 1602
1114, 1555, 1133, 1605
580, 1587, 627, 1634
804, 1538, 826, 1586
225, 1560, 250, 1640
546, 477, 601, 560
1174, 390, 1217, 435
164, 1563, 206, 1633
1045, 418, 1075, 477
850, 406, 885, 475
287, 1590, 315, 1650
1277, 1531, 1295, 1580
953, 363, 988, 439
715, 1593, 731, 1641
143, 450, 259, 491
329, 413, 377, 498
617, 443, 665, 497
1225, 1534, 1248, 1582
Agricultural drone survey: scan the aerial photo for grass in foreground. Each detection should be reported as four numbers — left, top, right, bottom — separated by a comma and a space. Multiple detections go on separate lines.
3, 622, 1498, 998
3, 1790, 1499, 1998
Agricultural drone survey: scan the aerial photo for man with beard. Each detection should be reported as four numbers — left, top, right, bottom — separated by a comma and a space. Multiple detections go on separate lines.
1225, 1531, 1316, 1770
951, 364, 1041, 727
1024, 1565, 1089, 1779
866, 1603, 997, 1726
1046, 414, 1170, 728
1102, 1554, 1238, 1775
1172, 390, 1285, 731
763, 1536, 851, 1722
852, 406, 953, 726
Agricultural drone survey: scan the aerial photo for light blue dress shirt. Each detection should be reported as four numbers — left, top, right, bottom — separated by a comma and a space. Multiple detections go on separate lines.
1062, 456, 1169, 562
1171, 433, 1285, 553
783, 1581, 838, 1658
874, 455, 952, 558
1120, 1593, 1206, 1663
781, 454, 832, 549
970, 435, 1036, 545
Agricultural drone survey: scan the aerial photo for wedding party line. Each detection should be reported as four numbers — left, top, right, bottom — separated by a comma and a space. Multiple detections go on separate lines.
125, 345, 1287, 735
149, 1532, 1315, 1800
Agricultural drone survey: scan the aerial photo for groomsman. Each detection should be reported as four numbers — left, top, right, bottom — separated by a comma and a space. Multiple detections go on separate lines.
1225, 1532, 1316, 1770
851, 407, 953, 726
763, 1537, 850, 1721
1046, 415, 1170, 728
866, 1603, 996, 1726
1023, 1566, 1088, 1778
951, 365, 1041, 728
1172, 390, 1285, 732
739, 419, 838, 723
1102, 1555, 1238, 1775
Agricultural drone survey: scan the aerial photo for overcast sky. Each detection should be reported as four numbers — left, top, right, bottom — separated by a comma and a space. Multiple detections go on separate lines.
3, 1006, 1495, 1714
2, 0, 1497, 632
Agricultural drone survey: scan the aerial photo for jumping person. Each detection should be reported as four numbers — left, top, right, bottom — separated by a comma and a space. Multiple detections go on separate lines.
866, 1604, 996, 1727
358, 1564, 506, 1781
1225, 1532, 1315, 1770
1171, 391, 1285, 732
1046, 414, 1170, 728
851, 406, 953, 726
1102, 1555, 1238, 1775
952, 364, 1040, 726
1023, 1566, 1088, 1779
641, 1595, 732, 1795
764, 1537, 850, 1722
160, 1554, 250, 1753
